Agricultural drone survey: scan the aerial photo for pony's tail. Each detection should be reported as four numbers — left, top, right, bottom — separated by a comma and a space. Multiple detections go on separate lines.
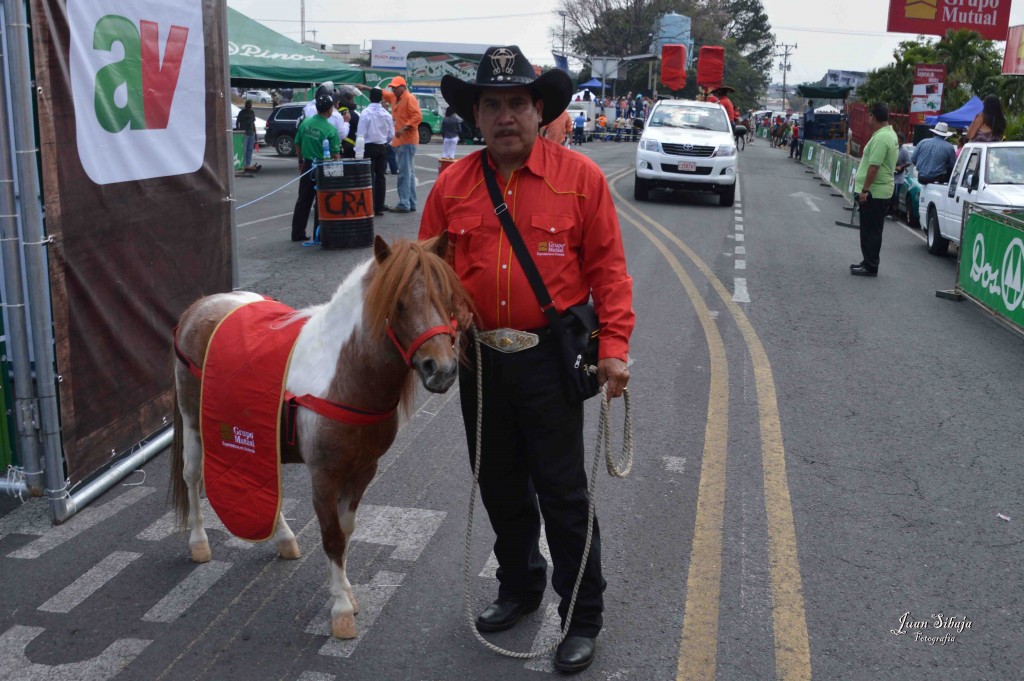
169, 384, 189, 529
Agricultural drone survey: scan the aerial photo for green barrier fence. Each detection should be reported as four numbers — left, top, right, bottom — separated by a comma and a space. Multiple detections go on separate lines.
232, 131, 246, 171
800, 141, 860, 202
955, 205, 1024, 334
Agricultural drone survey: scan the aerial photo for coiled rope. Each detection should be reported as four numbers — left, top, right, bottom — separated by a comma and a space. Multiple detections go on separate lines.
463, 330, 633, 658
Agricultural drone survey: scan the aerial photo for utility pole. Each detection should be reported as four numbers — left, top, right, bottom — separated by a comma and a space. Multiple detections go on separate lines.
558, 11, 566, 58
776, 43, 797, 111
300, 0, 305, 46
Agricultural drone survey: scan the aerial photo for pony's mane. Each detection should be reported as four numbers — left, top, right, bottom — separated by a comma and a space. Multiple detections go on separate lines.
363, 238, 473, 334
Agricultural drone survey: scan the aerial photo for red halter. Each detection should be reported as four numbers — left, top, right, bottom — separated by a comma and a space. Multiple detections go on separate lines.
386, 318, 459, 367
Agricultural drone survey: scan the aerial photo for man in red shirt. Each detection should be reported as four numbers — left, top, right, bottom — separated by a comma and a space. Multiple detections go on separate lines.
419, 45, 634, 673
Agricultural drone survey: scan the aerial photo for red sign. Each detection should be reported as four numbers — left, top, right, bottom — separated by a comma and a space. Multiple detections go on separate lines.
661, 44, 688, 91
887, 0, 1012, 41
910, 64, 946, 125
1003, 24, 1024, 74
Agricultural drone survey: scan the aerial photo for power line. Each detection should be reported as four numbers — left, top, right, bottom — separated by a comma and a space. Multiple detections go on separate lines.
252, 11, 551, 25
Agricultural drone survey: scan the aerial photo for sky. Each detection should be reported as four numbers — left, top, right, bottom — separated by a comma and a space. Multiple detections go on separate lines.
228, 0, 1024, 86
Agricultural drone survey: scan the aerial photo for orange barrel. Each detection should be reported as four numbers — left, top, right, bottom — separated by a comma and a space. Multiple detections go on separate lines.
438, 157, 458, 175
316, 160, 374, 249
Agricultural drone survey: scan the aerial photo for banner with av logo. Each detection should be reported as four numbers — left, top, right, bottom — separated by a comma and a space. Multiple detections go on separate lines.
958, 206, 1024, 331
29, 0, 232, 482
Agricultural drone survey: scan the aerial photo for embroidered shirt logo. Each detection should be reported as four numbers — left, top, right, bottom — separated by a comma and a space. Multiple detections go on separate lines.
537, 241, 565, 257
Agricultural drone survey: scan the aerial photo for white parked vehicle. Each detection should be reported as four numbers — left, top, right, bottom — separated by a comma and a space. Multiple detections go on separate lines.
634, 99, 737, 206
231, 104, 266, 144
918, 141, 1024, 255
566, 100, 596, 139
243, 89, 272, 103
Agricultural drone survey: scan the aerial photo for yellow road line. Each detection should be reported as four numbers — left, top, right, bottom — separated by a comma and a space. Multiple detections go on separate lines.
606, 168, 729, 680
611, 174, 812, 681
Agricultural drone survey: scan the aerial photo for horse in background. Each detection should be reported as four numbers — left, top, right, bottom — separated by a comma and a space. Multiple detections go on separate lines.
170, 235, 472, 639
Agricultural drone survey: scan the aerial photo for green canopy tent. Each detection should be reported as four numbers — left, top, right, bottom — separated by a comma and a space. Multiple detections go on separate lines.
228, 7, 363, 87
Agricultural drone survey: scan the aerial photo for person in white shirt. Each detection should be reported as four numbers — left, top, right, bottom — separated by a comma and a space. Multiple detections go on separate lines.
303, 84, 349, 141
359, 88, 395, 216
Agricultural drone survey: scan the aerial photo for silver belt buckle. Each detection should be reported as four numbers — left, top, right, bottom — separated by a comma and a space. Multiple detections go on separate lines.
476, 328, 539, 353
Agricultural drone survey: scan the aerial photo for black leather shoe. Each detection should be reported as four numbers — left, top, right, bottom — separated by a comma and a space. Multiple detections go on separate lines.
850, 262, 865, 270
850, 265, 878, 277
475, 597, 541, 633
554, 635, 596, 673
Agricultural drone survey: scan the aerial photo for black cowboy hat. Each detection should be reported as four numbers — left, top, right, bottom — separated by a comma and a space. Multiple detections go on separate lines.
441, 45, 572, 127
712, 85, 735, 94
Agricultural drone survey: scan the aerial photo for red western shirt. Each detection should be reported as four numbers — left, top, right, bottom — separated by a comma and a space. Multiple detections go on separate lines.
418, 137, 634, 361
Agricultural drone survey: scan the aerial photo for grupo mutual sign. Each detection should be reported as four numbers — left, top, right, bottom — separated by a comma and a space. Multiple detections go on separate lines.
887, 0, 1012, 41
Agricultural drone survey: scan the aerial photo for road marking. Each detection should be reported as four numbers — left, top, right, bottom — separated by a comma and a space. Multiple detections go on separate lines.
39, 551, 141, 613
613, 172, 811, 680
137, 497, 300, 550
524, 604, 561, 673
5, 487, 155, 559
0, 625, 151, 681
611, 173, 731, 681
735, 233, 745, 242
306, 570, 405, 658
736, 223, 744, 231
733, 278, 750, 303
735, 260, 746, 270
142, 560, 233, 623
154, 392, 457, 681
298, 673, 335, 681
663, 456, 687, 474
351, 505, 446, 561
480, 531, 551, 579
238, 212, 291, 228
735, 246, 746, 255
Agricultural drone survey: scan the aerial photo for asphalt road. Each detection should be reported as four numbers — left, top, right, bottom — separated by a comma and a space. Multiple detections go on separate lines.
1, 138, 1021, 681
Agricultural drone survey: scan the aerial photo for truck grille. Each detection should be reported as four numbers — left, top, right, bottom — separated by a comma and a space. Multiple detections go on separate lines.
662, 143, 716, 158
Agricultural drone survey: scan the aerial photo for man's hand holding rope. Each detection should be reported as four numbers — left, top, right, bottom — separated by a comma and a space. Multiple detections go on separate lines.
597, 357, 629, 399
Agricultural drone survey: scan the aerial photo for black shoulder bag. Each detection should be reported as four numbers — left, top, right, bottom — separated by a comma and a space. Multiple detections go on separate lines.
480, 151, 600, 402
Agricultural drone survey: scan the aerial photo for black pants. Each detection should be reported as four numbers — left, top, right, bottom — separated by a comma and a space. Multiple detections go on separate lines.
459, 339, 604, 637
859, 197, 888, 270
364, 143, 388, 213
290, 159, 317, 241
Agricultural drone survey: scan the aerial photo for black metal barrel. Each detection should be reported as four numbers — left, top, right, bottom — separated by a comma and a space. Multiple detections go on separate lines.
316, 160, 374, 249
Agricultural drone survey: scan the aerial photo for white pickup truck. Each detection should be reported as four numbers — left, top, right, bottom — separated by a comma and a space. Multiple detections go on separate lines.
919, 141, 1024, 255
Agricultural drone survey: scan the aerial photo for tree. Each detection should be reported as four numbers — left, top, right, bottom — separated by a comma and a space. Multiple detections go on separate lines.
723, 0, 774, 80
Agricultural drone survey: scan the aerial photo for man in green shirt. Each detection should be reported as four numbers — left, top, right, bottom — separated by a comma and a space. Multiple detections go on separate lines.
850, 103, 898, 277
290, 93, 341, 242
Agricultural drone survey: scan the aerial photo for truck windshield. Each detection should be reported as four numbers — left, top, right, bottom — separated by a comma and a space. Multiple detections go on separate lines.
986, 147, 1024, 185
648, 105, 730, 132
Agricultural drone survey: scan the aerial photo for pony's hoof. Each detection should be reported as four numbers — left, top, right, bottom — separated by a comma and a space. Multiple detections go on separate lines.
347, 590, 360, 616
190, 541, 212, 563
332, 613, 358, 639
277, 538, 301, 560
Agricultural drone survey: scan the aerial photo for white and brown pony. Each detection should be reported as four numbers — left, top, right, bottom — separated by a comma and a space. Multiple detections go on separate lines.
170, 235, 471, 639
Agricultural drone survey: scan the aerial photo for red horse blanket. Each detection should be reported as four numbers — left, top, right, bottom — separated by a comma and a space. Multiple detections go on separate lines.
201, 300, 308, 541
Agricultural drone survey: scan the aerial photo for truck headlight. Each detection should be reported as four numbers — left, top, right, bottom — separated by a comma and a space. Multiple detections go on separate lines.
640, 139, 660, 152
716, 145, 737, 157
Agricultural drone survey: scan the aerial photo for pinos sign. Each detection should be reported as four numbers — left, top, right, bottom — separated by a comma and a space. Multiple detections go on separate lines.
70, 0, 206, 184
887, 0, 1012, 41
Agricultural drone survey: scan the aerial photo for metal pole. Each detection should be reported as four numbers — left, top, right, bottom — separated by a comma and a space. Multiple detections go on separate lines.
4, 0, 70, 521
0, 2, 43, 498
222, 2, 239, 289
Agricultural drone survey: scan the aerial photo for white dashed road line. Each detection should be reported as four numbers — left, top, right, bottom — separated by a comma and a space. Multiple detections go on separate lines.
142, 560, 233, 623
39, 551, 142, 613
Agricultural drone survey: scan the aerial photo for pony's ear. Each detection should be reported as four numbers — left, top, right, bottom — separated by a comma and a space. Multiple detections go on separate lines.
373, 235, 391, 263
430, 232, 449, 259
